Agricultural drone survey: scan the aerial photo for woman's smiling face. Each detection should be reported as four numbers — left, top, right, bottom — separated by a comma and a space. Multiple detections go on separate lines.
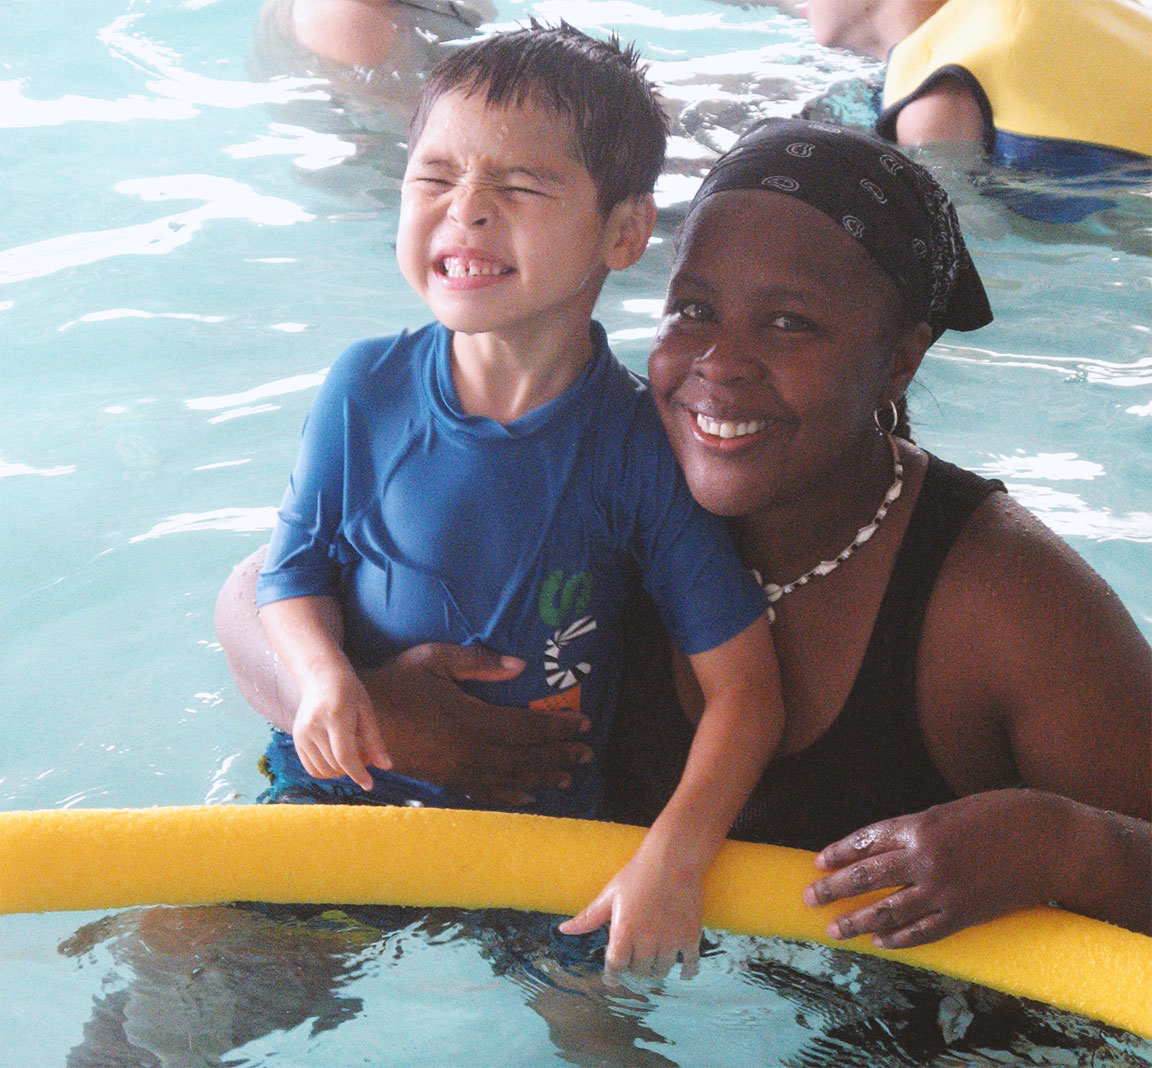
648, 190, 924, 518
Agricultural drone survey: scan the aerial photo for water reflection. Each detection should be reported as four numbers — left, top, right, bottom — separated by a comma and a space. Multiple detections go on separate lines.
739, 940, 1152, 1067
59, 908, 1152, 1066
60, 904, 672, 1067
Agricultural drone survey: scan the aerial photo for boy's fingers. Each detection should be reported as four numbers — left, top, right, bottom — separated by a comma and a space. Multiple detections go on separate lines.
357, 714, 392, 772
557, 891, 613, 936
603, 934, 632, 980
296, 737, 339, 780
330, 729, 373, 791
650, 949, 678, 981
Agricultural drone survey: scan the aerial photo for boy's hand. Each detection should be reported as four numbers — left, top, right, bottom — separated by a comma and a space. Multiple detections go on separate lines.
558, 829, 703, 982
292, 666, 391, 791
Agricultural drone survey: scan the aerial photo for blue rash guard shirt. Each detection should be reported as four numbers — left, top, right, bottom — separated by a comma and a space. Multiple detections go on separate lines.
257, 321, 768, 817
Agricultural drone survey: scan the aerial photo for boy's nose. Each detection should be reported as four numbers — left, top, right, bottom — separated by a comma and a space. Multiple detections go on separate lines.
447, 184, 492, 228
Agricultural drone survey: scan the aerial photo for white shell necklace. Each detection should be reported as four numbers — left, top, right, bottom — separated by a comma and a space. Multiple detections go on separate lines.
752, 434, 904, 622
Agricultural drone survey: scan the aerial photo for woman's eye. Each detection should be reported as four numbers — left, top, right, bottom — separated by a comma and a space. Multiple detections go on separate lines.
765, 313, 813, 331
667, 300, 712, 323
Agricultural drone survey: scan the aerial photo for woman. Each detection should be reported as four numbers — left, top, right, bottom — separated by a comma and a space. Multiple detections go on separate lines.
216, 119, 1150, 948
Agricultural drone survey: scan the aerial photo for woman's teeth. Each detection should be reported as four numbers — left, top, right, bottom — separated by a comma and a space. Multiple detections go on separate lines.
442, 257, 510, 278
696, 413, 765, 439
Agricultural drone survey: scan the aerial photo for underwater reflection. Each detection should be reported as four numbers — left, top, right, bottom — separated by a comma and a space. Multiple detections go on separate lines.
59, 907, 1152, 1067
736, 938, 1152, 1068
60, 903, 675, 1067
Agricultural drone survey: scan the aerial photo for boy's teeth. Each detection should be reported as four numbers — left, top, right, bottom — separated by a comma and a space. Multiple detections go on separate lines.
696, 413, 765, 439
443, 257, 508, 278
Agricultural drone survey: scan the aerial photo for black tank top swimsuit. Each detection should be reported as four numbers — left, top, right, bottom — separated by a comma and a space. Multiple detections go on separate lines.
601, 453, 1007, 851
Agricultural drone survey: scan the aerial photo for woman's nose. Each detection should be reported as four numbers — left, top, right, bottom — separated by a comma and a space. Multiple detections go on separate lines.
693, 331, 760, 383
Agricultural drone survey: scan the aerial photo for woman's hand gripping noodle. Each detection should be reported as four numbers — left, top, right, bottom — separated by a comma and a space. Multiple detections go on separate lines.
804, 789, 1152, 947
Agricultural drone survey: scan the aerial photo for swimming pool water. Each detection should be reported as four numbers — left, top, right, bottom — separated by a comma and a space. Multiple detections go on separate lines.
2, 1, 1150, 1064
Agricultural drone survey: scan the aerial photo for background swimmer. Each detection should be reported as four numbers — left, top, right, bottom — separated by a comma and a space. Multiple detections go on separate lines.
804, 0, 1151, 167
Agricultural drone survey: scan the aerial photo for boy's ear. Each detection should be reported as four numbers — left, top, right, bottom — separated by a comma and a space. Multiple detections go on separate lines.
603, 194, 658, 271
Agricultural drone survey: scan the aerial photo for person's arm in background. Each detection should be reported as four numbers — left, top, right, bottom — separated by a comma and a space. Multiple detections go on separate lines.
893, 74, 987, 146
804, 493, 1152, 945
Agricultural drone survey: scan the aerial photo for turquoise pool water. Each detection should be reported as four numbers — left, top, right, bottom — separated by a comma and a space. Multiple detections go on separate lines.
2, 1, 1150, 1064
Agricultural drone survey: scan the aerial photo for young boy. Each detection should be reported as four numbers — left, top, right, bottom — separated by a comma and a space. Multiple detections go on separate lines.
256, 24, 782, 978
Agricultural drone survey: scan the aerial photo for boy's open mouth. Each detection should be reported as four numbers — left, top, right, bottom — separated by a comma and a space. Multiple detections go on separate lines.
438, 255, 514, 279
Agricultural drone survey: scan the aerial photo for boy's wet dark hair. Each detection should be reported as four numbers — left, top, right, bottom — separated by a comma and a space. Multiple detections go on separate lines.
408, 22, 668, 215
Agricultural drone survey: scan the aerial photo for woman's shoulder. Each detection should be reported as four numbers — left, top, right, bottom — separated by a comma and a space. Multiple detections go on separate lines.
919, 450, 1128, 648
915, 452, 1150, 796
932, 468, 1104, 599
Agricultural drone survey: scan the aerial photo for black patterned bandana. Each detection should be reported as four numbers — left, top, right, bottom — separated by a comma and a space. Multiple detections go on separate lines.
688, 118, 993, 340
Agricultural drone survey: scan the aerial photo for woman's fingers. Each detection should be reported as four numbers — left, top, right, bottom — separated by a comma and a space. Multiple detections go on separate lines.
804, 848, 911, 907
872, 910, 958, 950
823, 884, 928, 941
405, 641, 526, 685
477, 700, 591, 746
360, 646, 591, 801
814, 818, 910, 871
806, 796, 1084, 949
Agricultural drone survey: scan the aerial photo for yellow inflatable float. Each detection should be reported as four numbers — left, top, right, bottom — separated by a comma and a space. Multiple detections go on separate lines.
2, 804, 1149, 1039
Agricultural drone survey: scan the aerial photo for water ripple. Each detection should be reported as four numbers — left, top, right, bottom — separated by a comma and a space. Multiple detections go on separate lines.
185, 371, 328, 412
130, 507, 278, 543
0, 176, 313, 285
0, 458, 76, 480
932, 347, 1152, 387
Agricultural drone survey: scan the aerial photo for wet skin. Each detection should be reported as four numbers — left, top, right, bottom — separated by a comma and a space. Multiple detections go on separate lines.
396, 90, 652, 422
645, 188, 1150, 948
219, 165, 1150, 953
648, 190, 925, 528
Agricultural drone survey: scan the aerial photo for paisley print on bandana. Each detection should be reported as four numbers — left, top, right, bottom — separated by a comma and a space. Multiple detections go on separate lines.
687, 118, 993, 340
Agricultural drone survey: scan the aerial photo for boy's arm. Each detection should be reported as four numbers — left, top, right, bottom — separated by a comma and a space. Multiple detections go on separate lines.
649, 611, 781, 876
258, 594, 390, 790
560, 612, 781, 977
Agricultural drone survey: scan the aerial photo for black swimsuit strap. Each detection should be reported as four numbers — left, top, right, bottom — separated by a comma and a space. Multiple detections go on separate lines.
727, 452, 1006, 848
603, 452, 1006, 851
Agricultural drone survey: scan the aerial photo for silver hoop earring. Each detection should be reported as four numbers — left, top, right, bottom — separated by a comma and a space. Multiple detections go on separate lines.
873, 399, 899, 436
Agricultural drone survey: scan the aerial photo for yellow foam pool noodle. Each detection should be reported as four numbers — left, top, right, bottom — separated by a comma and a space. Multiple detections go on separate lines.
1, 805, 1148, 1038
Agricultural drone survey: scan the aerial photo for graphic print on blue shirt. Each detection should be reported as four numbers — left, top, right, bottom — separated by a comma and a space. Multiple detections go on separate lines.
257, 321, 767, 816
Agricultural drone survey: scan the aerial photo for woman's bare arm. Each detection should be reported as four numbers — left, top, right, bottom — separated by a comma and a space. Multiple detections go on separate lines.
806, 492, 1151, 943
215, 547, 592, 805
